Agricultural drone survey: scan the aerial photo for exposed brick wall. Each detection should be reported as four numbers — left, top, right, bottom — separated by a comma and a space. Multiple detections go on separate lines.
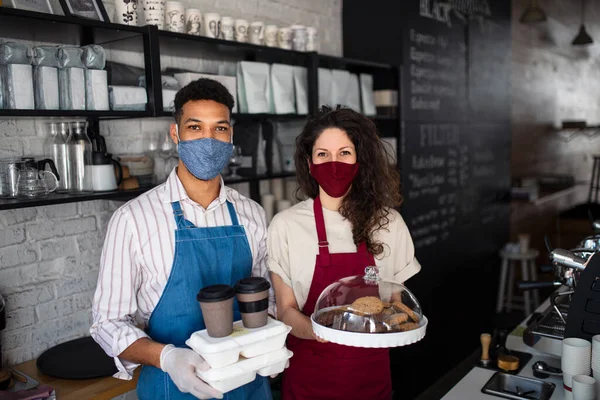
511, 0, 600, 253
0, 0, 341, 367
512, 0, 600, 181
0, 201, 121, 365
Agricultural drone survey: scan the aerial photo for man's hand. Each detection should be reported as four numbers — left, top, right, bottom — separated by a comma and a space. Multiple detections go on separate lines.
160, 345, 223, 399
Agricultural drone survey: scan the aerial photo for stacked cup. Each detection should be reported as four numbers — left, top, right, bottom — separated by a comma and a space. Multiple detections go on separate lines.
592, 335, 600, 393
562, 338, 592, 400
572, 375, 596, 400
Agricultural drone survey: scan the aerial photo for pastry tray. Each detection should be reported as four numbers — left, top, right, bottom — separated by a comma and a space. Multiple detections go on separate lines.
311, 307, 427, 348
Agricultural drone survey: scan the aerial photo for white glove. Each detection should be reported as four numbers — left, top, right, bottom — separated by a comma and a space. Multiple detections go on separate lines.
160, 344, 223, 400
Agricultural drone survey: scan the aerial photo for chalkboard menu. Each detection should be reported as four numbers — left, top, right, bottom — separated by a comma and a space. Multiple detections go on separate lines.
398, 1, 511, 263
468, 2, 511, 121
402, 19, 467, 122
401, 122, 510, 260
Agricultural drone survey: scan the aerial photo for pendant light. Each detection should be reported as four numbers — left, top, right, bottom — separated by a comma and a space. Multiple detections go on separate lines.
520, 0, 547, 23
572, 0, 593, 45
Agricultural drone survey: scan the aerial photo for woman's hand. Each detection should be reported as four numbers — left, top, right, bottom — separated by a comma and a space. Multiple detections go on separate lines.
312, 332, 328, 343
272, 273, 322, 340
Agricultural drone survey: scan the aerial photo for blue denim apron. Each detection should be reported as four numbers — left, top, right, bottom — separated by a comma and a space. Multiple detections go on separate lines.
137, 200, 272, 400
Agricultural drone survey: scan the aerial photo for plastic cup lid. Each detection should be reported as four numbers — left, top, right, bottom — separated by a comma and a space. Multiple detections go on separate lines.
234, 277, 271, 294
197, 284, 235, 303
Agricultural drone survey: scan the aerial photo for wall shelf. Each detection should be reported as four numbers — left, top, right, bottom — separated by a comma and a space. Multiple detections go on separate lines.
0, 110, 152, 119
158, 29, 312, 59
0, 172, 296, 210
0, 7, 147, 33
0, 187, 151, 211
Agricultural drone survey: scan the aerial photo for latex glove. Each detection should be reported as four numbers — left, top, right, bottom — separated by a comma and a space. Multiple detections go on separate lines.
160, 344, 223, 400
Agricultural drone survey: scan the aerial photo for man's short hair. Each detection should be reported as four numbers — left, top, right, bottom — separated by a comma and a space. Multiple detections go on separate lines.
173, 78, 235, 124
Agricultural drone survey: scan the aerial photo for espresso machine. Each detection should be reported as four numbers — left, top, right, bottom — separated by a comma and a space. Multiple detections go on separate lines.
521, 222, 600, 356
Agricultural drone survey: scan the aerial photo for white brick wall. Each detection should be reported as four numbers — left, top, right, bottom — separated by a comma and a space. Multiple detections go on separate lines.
0, 0, 341, 367
0, 201, 122, 365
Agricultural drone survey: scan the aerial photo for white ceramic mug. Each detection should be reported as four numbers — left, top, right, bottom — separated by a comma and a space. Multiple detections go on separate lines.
235, 19, 249, 42
143, 0, 164, 29
184, 9, 202, 35
249, 21, 264, 45
277, 27, 292, 49
291, 24, 307, 51
306, 26, 318, 51
204, 13, 221, 38
265, 24, 278, 47
92, 165, 118, 192
164, 1, 184, 32
220, 16, 234, 40
115, 0, 138, 25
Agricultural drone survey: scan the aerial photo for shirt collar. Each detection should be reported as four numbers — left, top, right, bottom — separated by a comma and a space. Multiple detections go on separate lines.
163, 167, 228, 207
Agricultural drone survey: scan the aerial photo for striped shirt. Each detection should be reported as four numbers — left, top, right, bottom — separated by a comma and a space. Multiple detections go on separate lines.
90, 168, 274, 380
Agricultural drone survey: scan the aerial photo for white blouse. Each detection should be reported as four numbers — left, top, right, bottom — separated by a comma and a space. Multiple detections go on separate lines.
267, 199, 421, 310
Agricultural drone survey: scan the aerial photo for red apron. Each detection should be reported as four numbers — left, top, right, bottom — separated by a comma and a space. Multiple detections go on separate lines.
281, 197, 392, 400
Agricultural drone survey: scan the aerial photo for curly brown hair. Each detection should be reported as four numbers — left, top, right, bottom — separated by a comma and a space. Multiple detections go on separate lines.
294, 106, 403, 256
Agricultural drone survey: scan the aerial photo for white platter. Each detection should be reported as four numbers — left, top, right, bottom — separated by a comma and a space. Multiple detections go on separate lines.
311, 310, 427, 348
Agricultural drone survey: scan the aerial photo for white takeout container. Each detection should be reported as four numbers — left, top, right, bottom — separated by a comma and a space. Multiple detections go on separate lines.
311, 307, 428, 348
186, 317, 292, 368
197, 348, 293, 393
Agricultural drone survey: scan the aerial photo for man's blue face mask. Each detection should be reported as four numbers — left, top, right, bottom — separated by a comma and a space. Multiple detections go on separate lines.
176, 124, 233, 181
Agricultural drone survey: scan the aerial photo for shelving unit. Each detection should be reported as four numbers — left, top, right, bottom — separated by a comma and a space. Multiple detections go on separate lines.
0, 8, 401, 209
0, 171, 297, 210
553, 122, 600, 142
0, 110, 152, 118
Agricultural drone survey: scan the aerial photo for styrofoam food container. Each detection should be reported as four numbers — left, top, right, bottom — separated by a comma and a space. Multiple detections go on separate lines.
311, 307, 427, 348
197, 348, 293, 393
186, 317, 292, 368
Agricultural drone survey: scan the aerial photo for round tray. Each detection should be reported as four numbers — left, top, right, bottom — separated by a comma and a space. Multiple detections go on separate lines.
311, 311, 428, 349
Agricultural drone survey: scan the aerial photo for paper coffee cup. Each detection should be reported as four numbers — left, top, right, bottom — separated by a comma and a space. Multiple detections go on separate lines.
234, 277, 270, 329
572, 375, 596, 400
197, 284, 235, 338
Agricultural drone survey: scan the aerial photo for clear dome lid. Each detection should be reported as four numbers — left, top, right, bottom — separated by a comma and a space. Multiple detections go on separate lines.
313, 266, 423, 334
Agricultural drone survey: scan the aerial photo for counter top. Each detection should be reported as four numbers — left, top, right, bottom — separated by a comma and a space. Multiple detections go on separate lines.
12, 360, 139, 400
424, 295, 566, 400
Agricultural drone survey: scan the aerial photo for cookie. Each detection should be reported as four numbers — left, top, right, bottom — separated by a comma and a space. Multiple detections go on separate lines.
351, 296, 384, 315
394, 322, 420, 332
380, 308, 395, 317
391, 301, 420, 323
386, 313, 409, 326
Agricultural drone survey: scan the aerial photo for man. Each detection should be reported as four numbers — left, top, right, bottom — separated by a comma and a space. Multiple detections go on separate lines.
91, 78, 275, 400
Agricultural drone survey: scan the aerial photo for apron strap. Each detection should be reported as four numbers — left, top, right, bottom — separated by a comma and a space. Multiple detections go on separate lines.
313, 197, 370, 262
357, 241, 368, 254
170, 201, 194, 229
313, 196, 331, 259
226, 201, 240, 225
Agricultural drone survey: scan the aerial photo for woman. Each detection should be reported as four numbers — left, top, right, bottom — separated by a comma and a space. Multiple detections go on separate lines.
267, 106, 421, 400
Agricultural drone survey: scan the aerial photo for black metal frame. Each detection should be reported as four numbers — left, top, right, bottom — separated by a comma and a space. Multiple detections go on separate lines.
55, 0, 110, 23
0, 8, 401, 208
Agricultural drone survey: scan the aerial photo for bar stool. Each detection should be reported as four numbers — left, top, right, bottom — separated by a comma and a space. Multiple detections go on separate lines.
496, 249, 540, 316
